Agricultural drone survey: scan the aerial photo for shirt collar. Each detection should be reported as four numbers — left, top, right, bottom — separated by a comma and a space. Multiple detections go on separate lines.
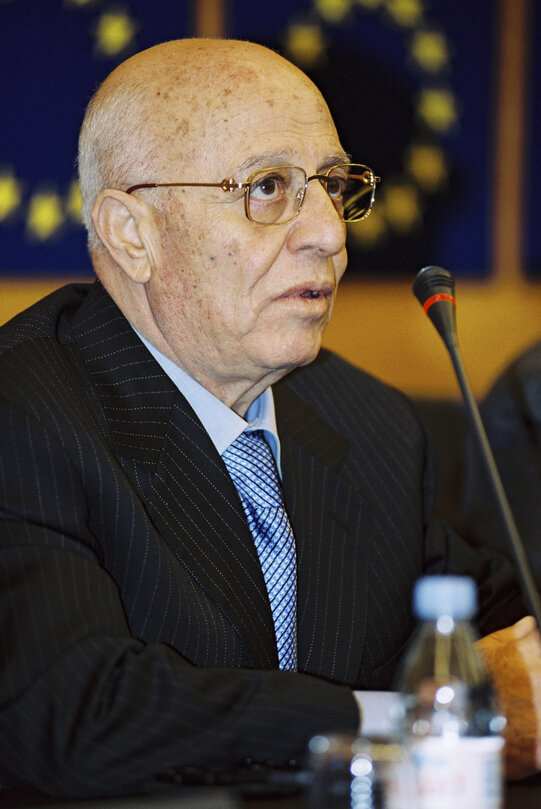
133, 328, 281, 472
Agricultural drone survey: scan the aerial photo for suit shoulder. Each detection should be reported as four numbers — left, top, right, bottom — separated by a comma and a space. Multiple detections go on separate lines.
0, 283, 100, 421
0, 283, 92, 356
279, 348, 424, 451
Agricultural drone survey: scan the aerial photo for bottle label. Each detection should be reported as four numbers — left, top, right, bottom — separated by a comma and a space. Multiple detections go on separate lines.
386, 736, 504, 809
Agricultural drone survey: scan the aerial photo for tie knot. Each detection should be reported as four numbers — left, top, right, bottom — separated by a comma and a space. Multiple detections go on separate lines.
222, 430, 281, 509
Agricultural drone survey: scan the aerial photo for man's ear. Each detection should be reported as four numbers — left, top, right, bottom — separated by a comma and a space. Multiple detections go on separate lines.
91, 189, 154, 283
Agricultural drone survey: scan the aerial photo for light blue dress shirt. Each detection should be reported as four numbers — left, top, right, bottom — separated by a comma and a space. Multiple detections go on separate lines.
135, 330, 282, 474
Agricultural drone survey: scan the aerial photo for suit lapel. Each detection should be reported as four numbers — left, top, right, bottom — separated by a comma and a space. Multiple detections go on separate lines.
69, 282, 278, 668
274, 383, 369, 686
146, 396, 278, 667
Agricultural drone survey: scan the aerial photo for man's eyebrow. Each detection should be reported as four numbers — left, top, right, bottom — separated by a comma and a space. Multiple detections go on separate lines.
235, 152, 295, 175
234, 151, 351, 176
319, 152, 352, 170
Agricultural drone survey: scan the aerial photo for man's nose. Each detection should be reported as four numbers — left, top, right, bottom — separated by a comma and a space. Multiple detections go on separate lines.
287, 177, 347, 257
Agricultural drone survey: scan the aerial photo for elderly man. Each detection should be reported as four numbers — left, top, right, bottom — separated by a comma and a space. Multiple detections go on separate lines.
0, 38, 540, 798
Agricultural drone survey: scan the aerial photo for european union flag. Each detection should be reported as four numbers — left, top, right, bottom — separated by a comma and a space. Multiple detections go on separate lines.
0, 0, 537, 279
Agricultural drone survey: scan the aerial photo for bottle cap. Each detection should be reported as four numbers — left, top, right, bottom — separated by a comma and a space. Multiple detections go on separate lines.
413, 575, 477, 620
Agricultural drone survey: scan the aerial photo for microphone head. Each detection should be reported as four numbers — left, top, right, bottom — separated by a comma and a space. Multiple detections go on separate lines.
413, 265, 458, 348
413, 265, 455, 307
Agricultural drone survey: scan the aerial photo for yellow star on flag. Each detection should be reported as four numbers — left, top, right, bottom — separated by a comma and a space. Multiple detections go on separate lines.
94, 9, 137, 57
411, 30, 449, 73
348, 206, 387, 248
26, 191, 64, 241
285, 23, 327, 67
417, 88, 458, 132
0, 170, 22, 221
385, 0, 423, 28
315, 0, 353, 24
406, 143, 448, 192
383, 182, 422, 232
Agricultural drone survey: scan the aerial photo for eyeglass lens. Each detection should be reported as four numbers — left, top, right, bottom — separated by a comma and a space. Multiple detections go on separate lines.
246, 165, 376, 225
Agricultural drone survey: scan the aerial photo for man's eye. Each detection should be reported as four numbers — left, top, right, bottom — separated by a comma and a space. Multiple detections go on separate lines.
326, 176, 346, 198
250, 173, 288, 200
258, 178, 278, 196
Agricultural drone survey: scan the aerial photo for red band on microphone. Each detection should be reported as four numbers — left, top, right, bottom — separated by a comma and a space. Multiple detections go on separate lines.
423, 293, 456, 314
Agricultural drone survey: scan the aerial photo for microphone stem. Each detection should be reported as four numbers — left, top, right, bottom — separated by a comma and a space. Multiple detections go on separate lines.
446, 341, 541, 626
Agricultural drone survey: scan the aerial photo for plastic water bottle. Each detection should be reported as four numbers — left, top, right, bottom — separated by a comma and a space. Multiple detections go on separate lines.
388, 575, 506, 809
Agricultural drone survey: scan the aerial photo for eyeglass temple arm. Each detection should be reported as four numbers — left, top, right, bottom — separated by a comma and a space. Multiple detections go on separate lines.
125, 179, 248, 194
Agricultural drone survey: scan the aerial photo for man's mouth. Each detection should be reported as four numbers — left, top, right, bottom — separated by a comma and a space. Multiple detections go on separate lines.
281, 283, 332, 301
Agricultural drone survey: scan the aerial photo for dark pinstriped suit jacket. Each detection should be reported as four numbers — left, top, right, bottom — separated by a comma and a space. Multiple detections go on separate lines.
0, 281, 523, 797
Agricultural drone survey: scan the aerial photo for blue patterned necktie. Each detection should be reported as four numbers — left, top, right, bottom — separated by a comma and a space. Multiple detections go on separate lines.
222, 430, 297, 670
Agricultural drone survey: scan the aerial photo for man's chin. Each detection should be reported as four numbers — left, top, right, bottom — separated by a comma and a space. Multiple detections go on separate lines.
248, 327, 325, 379
271, 340, 323, 375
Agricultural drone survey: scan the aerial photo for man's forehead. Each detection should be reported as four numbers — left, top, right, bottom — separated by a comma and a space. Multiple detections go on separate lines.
204, 80, 327, 130
205, 86, 343, 168
112, 41, 342, 177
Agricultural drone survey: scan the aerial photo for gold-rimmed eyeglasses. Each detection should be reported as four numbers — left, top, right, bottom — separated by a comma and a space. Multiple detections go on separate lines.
125, 163, 380, 226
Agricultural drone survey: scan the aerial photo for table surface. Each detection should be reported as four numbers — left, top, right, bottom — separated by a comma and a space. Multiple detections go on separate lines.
1, 775, 541, 809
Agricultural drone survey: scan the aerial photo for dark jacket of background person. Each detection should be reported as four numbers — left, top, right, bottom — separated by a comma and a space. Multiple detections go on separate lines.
460, 339, 541, 591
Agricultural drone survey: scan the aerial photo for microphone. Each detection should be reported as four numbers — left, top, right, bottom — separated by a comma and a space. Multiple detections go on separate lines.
413, 265, 541, 626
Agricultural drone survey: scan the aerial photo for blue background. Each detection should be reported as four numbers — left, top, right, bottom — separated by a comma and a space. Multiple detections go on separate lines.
0, 0, 537, 277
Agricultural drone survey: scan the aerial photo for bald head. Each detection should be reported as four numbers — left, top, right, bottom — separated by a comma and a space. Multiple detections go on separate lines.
78, 39, 329, 249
